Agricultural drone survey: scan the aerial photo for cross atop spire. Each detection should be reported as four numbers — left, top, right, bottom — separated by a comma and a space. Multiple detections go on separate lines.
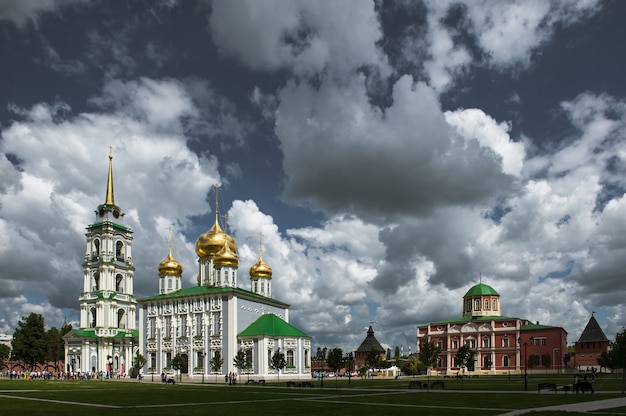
258, 231, 264, 258
166, 226, 174, 250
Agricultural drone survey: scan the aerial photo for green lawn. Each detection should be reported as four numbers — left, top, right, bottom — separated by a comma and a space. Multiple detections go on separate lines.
0, 374, 624, 416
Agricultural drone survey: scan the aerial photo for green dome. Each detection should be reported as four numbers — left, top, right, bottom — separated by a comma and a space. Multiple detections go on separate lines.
464, 283, 499, 297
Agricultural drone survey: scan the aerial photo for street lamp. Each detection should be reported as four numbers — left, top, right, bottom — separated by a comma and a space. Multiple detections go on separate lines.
346, 352, 353, 385
518, 337, 534, 391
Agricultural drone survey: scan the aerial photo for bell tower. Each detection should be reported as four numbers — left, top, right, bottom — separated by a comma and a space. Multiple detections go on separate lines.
79, 150, 136, 333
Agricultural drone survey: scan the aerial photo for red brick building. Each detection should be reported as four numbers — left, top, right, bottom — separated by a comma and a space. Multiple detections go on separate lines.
417, 283, 567, 375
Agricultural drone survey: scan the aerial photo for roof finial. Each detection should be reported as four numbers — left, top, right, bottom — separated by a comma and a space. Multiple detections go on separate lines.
479, 272, 482, 284
166, 226, 174, 253
105, 147, 115, 205
213, 184, 220, 224
258, 231, 264, 259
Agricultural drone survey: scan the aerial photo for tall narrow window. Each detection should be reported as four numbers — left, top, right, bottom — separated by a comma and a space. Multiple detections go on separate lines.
116, 241, 124, 260
286, 350, 294, 367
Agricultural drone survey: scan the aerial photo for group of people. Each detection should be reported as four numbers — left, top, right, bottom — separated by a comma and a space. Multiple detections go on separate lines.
226, 372, 238, 385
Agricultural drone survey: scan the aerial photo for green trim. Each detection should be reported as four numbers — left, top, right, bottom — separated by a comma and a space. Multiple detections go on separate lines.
138, 286, 290, 308
521, 322, 558, 330
89, 221, 130, 232
418, 315, 519, 327
63, 328, 139, 339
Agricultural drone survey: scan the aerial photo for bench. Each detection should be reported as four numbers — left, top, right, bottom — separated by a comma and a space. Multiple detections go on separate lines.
430, 381, 444, 389
302, 381, 314, 388
537, 382, 557, 393
408, 381, 428, 389
246, 379, 257, 384
258, 379, 265, 384
166, 378, 176, 385
286, 381, 296, 388
573, 381, 594, 394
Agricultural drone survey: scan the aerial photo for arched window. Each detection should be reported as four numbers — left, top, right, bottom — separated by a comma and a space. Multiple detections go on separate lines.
503, 355, 510, 367
116, 241, 124, 261
286, 350, 294, 367
93, 239, 100, 259
92, 272, 100, 291
117, 309, 125, 329
116, 274, 123, 292
90, 308, 97, 328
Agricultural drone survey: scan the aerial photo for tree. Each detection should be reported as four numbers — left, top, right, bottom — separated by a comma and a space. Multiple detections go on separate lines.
12, 313, 47, 370
0, 344, 10, 370
610, 328, 626, 369
394, 346, 400, 359
455, 345, 474, 374
401, 355, 422, 377
528, 354, 539, 372
45, 327, 64, 372
210, 351, 224, 383
598, 350, 614, 372
271, 349, 286, 383
365, 348, 382, 371
233, 349, 246, 383
171, 353, 186, 383
418, 341, 441, 376
541, 354, 552, 373
132, 352, 147, 378
326, 347, 343, 388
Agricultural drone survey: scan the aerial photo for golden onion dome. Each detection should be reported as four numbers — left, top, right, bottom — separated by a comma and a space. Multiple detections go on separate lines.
250, 255, 272, 279
195, 218, 238, 258
213, 239, 239, 268
158, 248, 183, 276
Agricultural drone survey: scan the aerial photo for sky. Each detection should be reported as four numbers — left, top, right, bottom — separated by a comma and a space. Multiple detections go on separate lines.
1, 0, 625, 355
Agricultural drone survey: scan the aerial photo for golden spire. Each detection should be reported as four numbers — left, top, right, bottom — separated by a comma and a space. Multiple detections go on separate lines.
105, 146, 115, 205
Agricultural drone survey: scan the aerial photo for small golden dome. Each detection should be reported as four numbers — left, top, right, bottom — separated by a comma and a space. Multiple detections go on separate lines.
158, 249, 183, 276
250, 255, 272, 279
195, 218, 238, 258
213, 239, 239, 268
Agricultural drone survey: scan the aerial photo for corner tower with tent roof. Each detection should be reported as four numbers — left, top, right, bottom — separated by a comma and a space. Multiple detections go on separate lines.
138, 185, 311, 381
64, 151, 139, 378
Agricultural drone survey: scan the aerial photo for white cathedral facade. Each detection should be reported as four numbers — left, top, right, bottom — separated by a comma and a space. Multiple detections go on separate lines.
65, 154, 311, 381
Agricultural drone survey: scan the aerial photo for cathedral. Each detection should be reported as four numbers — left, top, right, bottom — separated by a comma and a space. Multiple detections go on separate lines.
65, 154, 311, 381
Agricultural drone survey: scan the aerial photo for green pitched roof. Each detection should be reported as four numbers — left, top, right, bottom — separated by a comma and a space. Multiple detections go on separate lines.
521, 322, 560, 331
464, 283, 499, 297
238, 314, 309, 338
